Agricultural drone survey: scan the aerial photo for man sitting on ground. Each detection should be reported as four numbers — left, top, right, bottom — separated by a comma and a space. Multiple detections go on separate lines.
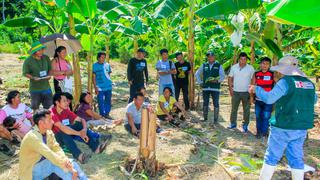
124, 93, 166, 137
19, 109, 87, 180
51, 93, 111, 164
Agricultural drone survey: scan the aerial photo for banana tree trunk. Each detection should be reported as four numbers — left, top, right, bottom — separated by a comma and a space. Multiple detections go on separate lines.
233, 48, 237, 64
68, 14, 82, 104
105, 35, 110, 63
188, 0, 195, 109
2, 0, 5, 22
87, 34, 94, 94
133, 36, 138, 52
250, 41, 255, 64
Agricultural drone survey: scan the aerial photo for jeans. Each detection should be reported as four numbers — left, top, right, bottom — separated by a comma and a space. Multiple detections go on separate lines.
264, 126, 307, 169
30, 90, 53, 110
175, 81, 189, 110
128, 83, 145, 103
72, 129, 100, 143
32, 159, 87, 180
159, 83, 175, 97
255, 100, 273, 136
203, 90, 220, 121
97, 90, 112, 116
55, 122, 99, 159
230, 91, 251, 126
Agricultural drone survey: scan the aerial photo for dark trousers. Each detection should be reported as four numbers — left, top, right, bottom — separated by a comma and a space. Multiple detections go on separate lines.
124, 123, 162, 134
230, 91, 251, 126
128, 83, 144, 103
255, 100, 272, 136
203, 91, 220, 121
55, 122, 99, 159
175, 81, 189, 110
53, 79, 62, 94
30, 91, 53, 110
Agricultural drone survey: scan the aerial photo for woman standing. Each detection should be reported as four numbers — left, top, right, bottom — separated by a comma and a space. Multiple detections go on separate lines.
51, 46, 73, 93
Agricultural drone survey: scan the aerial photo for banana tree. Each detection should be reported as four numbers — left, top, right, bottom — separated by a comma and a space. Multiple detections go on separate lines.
61, 0, 131, 94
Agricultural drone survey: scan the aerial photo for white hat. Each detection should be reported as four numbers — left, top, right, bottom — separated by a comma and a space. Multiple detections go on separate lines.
270, 56, 306, 77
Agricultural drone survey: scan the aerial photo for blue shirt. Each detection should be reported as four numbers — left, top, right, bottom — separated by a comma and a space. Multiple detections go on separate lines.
155, 60, 175, 85
256, 78, 317, 104
93, 62, 112, 91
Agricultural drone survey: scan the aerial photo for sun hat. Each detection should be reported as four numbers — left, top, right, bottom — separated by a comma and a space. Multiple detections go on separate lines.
270, 55, 306, 77
29, 41, 46, 55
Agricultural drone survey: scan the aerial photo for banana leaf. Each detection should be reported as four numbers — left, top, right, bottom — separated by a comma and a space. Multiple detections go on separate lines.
195, 0, 261, 18
153, 0, 188, 19
266, 0, 320, 27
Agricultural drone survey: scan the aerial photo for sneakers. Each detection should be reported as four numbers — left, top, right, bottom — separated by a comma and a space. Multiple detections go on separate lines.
227, 124, 237, 129
242, 125, 248, 133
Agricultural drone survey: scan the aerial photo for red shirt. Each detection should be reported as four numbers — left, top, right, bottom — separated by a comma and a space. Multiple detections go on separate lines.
51, 107, 77, 133
255, 70, 274, 92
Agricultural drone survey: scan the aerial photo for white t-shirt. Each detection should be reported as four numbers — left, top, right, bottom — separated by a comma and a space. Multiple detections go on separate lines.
125, 102, 142, 125
2, 103, 33, 127
229, 63, 255, 92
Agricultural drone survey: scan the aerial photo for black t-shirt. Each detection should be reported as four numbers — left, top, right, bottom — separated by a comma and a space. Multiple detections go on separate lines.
127, 58, 149, 84
174, 61, 191, 83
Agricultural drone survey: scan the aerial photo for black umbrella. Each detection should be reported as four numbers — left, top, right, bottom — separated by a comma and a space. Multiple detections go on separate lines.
39, 33, 82, 57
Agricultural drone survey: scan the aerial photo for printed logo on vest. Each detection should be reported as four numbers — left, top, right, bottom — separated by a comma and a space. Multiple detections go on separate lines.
294, 81, 314, 89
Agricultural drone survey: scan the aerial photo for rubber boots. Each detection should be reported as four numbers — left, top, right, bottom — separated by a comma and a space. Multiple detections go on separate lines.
259, 163, 276, 180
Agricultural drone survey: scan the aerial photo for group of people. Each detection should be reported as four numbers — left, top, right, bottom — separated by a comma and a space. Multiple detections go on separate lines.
0, 39, 317, 180
126, 47, 317, 180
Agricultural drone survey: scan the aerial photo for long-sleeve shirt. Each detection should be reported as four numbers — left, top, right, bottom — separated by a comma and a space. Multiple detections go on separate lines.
256, 78, 318, 104
127, 58, 149, 84
19, 126, 69, 180
195, 62, 225, 91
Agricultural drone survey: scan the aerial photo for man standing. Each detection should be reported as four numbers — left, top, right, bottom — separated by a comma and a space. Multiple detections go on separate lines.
252, 57, 275, 139
174, 52, 191, 110
195, 51, 225, 124
23, 41, 53, 110
249, 56, 317, 180
228, 52, 255, 132
93, 52, 113, 119
127, 48, 149, 103
156, 49, 177, 97
19, 109, 87, 180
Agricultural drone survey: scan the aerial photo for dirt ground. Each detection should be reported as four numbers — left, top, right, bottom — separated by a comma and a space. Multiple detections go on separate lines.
0, 53, 319, 180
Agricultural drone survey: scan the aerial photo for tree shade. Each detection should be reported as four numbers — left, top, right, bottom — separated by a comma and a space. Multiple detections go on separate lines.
266, 0, 320, 27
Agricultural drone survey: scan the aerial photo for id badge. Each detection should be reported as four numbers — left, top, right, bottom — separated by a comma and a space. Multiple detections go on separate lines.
62, 119, 70, 126
140, 62, 146, 67
161, 64, 167, 70
182, 66, 188, 71
263, 76, 271, 80
164, 102, 169, 108
39, 71, 47, 77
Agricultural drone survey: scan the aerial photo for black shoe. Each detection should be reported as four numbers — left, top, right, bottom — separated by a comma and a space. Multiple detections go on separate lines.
104, 114, 114, 120
0, 144, 14, 156
11, 137, 20, 146
100, 134, 112, 143
170, 120, 181, 127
